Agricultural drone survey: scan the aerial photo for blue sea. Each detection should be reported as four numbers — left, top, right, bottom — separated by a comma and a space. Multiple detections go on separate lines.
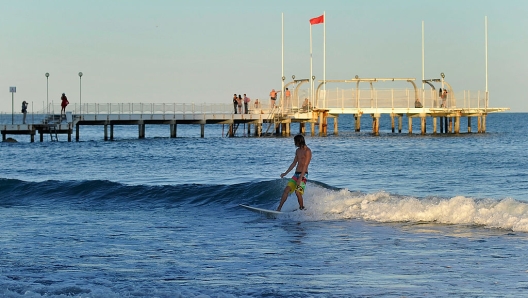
1, 112, 528, 297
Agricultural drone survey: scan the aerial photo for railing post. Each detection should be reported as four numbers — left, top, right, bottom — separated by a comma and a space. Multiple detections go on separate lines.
391, 89, 394, 108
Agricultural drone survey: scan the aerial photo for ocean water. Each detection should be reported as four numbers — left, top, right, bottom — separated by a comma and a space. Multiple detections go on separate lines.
1, 112, 528, 297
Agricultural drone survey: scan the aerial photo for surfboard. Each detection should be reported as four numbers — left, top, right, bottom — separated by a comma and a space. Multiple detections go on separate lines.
239, 204, 282, 218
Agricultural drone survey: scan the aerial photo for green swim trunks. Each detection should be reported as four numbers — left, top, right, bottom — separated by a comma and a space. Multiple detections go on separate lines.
287, 172, 308, 195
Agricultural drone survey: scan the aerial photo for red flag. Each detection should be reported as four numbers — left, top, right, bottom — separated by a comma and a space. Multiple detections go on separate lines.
309, 14, 324, 25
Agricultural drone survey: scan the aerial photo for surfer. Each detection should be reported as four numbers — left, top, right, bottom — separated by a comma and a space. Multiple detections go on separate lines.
277, 134, 312, 211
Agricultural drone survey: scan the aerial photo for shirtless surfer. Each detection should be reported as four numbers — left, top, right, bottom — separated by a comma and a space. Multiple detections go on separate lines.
277, 134, 312, 211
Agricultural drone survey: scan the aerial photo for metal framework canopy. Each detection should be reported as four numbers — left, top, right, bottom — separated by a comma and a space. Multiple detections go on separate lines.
315, 77, 419, 102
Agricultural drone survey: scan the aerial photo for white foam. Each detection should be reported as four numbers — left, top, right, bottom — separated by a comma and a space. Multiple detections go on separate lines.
281, 184, 528, 232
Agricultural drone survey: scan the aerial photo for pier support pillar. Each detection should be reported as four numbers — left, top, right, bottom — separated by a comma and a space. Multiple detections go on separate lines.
104, 124, 108, 141
299, 123, 306, 135
420, 115, 426, 135
282, 123, 290, 136
391, 114, 395, 133
467, 117, 472, 133
76, 124, 80, 141
318, 112, 322, 136
444, 117, 448, 134
482, 115, 487, 133
138, 123, 145, 139
311, 122, 315, 137
433, 117, 437, 134
319, 111, 328, 137
334, 116, 338, 135
138, 124, 145, 139
455, 115, 460, 134
247, 124, 251, 136
255, 123, 262, 137
110, 125, 114, 141
408, 116, 413, 134
354, 114, 361, 132
170, 123, 177, 138
200, 124, 205, 138
398, 115, 402, 133
228, 124, 234, 137
448, 117, 453, 134
372, 114, 380, 136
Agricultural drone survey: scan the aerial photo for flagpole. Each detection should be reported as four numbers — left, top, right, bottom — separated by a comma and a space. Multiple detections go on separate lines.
485, 16, 488, 109
281, 13, 284, 112
422, 20, 425, 105
323, 11, 326, 108
421, 21, 424, 90
310, 23, 313, 108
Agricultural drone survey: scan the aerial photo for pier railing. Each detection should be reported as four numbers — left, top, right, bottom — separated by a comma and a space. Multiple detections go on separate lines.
3, 87, 492, 123
313, 88, 488, 110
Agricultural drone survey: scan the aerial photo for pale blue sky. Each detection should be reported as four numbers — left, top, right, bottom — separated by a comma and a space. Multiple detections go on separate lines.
2, 0, 527, 112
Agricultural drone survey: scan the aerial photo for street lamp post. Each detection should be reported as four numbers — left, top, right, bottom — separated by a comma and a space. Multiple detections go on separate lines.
45, 73, 49, 114
78, 72, 83, 115
9, 87, 16, 124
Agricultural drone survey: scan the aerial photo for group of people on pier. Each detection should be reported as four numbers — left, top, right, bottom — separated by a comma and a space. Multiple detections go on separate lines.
269, 88, 291, 110
232, 94, 251, 114
231, 87, 312, 114
415, 88, 449, 108
17, 93, 69, 125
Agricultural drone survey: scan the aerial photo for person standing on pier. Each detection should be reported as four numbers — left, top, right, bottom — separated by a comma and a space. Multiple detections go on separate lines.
270, 89, 277, 110
284, 88, 291, 111
243, 94, 250, 114
277, 134, 312, 212
237, 95, 243, 114
21, 100, 28, 124
233, 94, 238, 114
441, 89, 447, 108
439, 88, 444, 107
60, 93, 69, 119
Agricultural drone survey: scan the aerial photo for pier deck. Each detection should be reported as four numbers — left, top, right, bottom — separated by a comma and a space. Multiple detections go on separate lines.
1, 105, 507, 142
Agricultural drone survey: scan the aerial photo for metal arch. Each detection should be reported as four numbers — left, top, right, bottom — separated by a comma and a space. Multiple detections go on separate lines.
442, 80, 455, 106
422, 81, 435, 90
291, 79, 310, 106
406, 80, 419, 101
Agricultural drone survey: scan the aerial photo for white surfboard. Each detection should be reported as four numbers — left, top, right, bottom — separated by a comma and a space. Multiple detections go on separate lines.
239, 204, 282, 218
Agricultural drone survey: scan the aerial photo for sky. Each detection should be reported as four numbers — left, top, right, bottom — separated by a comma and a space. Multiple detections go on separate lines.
1, 0, 527, 112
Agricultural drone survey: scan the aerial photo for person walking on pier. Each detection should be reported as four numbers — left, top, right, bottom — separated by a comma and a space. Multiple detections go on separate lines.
21, 100, 28, 124
233, 94, 238, 114
60, 93, 69, 119
243, 94, 250, 114
277, 134, 312, 212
